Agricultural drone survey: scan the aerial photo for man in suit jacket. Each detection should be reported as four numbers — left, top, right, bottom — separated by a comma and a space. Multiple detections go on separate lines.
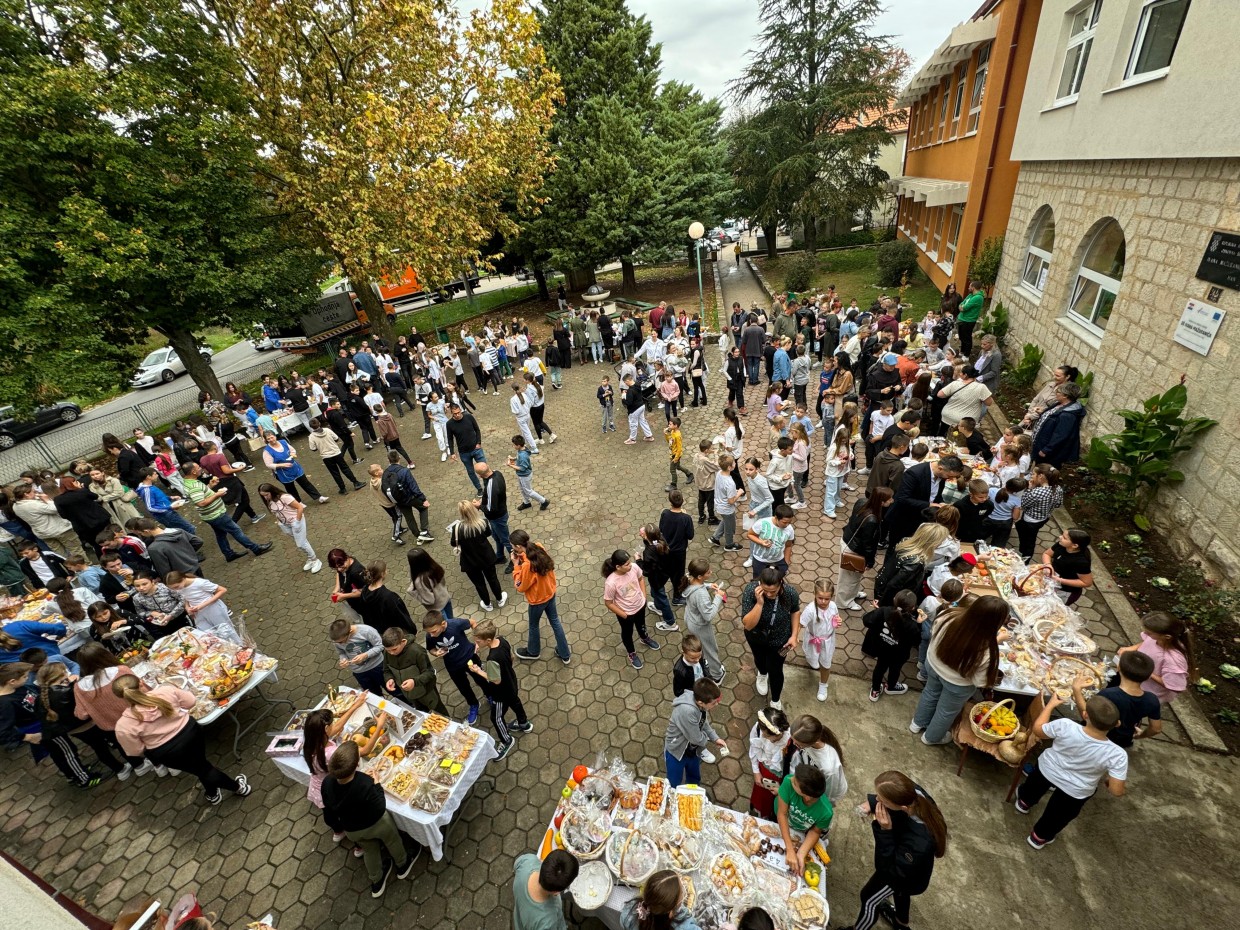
973, 334, 1003, 393
886, 455, 965, 545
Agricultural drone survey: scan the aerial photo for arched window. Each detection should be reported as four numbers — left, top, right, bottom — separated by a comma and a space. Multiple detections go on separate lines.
1067, 219, 1125, 332
1021, 207, 1056, 293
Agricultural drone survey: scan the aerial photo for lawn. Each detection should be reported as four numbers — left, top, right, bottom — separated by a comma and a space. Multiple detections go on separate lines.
756, 247, 941, 322
396, 281, 552, 337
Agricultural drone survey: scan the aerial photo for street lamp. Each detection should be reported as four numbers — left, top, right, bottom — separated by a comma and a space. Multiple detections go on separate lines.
688, 221, 705, 316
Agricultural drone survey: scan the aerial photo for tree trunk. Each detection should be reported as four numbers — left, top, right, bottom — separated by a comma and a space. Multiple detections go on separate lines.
349, 268, 399, 349
802, 213, 818, 252
762, 223, 778, 258
161, 326, 223, 402
567, 266, 596, 291
533, 266, 550, 301
620, 258, 637, 294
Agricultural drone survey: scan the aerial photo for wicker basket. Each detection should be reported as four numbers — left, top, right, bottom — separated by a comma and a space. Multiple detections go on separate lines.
969, 699, 1021, 744
1015, 564, 1053, 597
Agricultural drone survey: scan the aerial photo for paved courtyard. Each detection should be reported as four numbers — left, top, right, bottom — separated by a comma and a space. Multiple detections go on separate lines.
2, 319, 1239, 930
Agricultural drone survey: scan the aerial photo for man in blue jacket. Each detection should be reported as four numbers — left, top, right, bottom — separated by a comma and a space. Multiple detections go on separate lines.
1031, 383, 1086, 467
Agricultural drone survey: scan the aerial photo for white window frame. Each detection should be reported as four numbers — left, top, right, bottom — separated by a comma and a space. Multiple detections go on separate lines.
949, 64, 968, 137
937, 77, 950, 139
1066, 221, 1124, 335
943, 206, 963, 268
929, 207, 945, 259
1056, 0, 1102, 104
966, 44, 991, 135
1020, 207, 1055, 296
1125, 0, 1190, 82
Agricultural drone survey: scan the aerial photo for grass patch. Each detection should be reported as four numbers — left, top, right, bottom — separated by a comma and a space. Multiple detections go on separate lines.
398, 283, 549, 339
757, 248, 941, 322
597, 262, 695, 287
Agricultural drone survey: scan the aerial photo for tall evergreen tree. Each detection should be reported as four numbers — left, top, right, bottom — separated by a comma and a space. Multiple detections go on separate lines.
730, 0, 907, 250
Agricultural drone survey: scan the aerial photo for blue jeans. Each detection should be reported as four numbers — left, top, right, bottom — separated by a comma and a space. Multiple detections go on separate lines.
665, 749, 701, 789
526, 595, 571, 660
205, 513, 263, 557
460, 448, 487, 491
745, 356, 761, 385
823, 474, 842, 515
912, 664, 977, 744
154, 509, 198, 536
353, 664, 386, 697
490, 515, 511, 560
918, 617, 933, 671
441, 599, 455, 620
649, 581, 676, 627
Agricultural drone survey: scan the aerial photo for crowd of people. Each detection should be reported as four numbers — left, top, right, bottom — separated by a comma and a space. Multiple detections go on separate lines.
0, 285, 1191, 928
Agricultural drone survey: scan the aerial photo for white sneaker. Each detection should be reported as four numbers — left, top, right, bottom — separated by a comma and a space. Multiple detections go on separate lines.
498, 591, 509, 608
791, 502, 807, 510
116, 763, 134, 781
317, 496, 329, 503
441, 452, 448, 462
155, 765, 170, 777
769, 699, 783, 711
421, 433, 432, 439
132, 759, 155, 777
817, 683, 828, 702
480, 600, 494, 612
700, 749, 717, 764
755, 673, 769, 696
840, 600, 862, 611
302, 559, 313, 572
309, 559, 323, 574
857, 590, 867, 600
909, 720, 925, 734
549, 434, 558, 444
856, 468, 870, 476
742, 557, 753, 568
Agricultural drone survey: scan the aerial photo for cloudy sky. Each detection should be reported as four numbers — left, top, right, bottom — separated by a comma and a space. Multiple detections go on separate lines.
638, 0, 985, 103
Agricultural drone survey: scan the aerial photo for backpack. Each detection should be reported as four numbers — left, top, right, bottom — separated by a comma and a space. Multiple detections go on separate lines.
381, 465, 417, 507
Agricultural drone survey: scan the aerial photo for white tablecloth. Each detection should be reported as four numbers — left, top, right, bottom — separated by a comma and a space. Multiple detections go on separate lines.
271, 693, 497, 861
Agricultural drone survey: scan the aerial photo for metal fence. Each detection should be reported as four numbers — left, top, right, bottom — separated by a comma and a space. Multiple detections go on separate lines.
0, 354, 306, 482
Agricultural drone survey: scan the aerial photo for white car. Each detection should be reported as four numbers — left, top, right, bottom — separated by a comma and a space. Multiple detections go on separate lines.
131, 346, 215, 388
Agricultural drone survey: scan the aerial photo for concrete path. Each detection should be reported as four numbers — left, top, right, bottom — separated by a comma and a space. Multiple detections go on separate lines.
1, 344, 1237, 930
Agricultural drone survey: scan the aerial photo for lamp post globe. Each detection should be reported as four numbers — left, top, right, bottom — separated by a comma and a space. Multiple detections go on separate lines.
688, 221, 705, 240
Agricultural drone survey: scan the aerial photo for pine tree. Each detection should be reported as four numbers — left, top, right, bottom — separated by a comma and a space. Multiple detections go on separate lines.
730, 0, 907, 250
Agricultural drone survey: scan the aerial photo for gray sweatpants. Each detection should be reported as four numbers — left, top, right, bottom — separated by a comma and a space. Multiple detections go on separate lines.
517, 474, 546, 505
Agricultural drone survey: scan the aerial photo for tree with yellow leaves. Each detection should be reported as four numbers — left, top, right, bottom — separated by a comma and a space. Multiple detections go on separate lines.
207, 0, 560, 346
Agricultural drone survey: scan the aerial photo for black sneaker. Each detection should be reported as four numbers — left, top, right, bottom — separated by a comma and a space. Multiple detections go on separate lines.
539, 500, 550, 511
708, 537, 721, 548
370, 858, 394, 897
235, 774, 252, 796
884, 683, 909, 695
206, 790, 223, 805
707, 518, 721, 526
639, 636, 661, 650
251, 543, 273, 556
511, 721, 534, 734
517, 503, 533, 511
558, 654, 571, 666
494, 739, 515, 762
515, 647, 540, 661
724, 544, 743, 551
395, 850, 419, 880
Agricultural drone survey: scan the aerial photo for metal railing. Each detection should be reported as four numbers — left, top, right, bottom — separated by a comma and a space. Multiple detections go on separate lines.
0, 355, 306, 482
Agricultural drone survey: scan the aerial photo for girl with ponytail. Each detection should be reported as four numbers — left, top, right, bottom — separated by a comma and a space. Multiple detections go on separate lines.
35, 662, 127, 786
112, 674, 251, 806
847, 770, 947, 930
619, 869, 698, 930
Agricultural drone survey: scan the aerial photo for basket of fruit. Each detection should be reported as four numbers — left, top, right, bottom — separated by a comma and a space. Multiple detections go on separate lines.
970, 699, 1021, 743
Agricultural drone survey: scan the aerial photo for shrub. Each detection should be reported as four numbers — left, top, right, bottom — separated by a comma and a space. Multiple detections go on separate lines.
969, 235, 1005, 287
783, 251, 819, 293
975, 301, 1010, 349
1085, 382, 1217, 527
1008, 343, 1044, 390
1078, 371, 1094, 407
876, 239, 918, 287
1173, 564, 1240, 632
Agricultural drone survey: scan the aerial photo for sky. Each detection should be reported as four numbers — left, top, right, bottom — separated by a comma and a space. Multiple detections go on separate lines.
637, 0, 985, 104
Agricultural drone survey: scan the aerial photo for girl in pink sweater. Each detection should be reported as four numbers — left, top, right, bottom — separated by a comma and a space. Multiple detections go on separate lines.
113, 677, 251, 805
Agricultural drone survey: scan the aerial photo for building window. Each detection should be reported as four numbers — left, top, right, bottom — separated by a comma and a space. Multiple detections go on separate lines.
944, 206, 963, 266
966, 44, 991, 134
1021, 206, 1056, 294
1056, 0, 1102, 102
937, 77, 950, 139
930, 207, 945, 257
1066, 219, 1125, 333
1127, 0, 1190, 79
950, 64, 968, 137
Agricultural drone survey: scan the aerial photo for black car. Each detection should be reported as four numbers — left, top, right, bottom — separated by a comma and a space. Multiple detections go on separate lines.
0, 402, 83, 449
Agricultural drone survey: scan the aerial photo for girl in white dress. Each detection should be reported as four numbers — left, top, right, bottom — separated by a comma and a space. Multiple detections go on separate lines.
799, 578, 840, 702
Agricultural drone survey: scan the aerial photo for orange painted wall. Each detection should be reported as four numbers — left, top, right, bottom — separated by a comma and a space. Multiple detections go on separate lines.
897, 0, 1042, 294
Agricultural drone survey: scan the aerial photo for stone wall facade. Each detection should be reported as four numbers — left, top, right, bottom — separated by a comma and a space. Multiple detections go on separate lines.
994, 157, 1240, 581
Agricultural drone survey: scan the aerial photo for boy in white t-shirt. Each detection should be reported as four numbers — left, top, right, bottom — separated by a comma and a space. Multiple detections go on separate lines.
1016, 692, 1128, 849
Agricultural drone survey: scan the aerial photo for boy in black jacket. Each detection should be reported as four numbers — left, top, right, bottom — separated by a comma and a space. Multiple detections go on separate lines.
16, 541, 69, 589
321, 740, 422, 897
467, 620, 529, 763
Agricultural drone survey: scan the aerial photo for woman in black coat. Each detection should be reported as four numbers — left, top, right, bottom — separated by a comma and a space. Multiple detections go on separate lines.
52, 477, 112, 557
552, 321, 572, 370
355, 560, 416, 636
1031, 383, 1087, 467
726, 346, 747, 412
849, 771, 947, 930
450, 502, 506, 611
838, 488, 892, 610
